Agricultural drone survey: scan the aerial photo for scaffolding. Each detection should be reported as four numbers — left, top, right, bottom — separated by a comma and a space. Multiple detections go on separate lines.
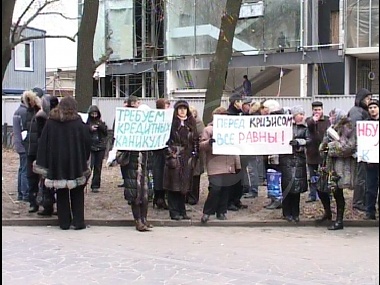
107, 0, 165, 98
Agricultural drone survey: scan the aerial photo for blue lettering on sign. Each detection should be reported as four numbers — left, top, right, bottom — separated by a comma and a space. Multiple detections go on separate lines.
216, 133, 234, 145
360, 150, 370, 161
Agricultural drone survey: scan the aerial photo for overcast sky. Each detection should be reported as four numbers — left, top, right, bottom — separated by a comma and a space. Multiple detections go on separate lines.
14, 0, 78, 70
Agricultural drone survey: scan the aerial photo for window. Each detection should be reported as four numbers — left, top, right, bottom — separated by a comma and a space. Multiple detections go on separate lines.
14, 42, 34, 71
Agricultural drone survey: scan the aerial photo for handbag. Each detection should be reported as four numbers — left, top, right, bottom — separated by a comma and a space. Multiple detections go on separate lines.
116, 151, 130, 166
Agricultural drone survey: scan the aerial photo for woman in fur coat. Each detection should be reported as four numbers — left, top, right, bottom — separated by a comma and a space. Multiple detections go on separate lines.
164, 100, 199, 220
34, 96, 91, 230
319, 108, 356, 230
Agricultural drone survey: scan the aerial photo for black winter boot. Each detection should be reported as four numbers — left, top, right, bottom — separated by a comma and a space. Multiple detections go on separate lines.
328, 188, 345, 230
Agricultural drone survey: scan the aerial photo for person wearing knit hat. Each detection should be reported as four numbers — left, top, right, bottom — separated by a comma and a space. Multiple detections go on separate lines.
32, 87, 44, 98
164, 99, 199, 220
368, 98, 379, 108
290, 105, 305, 116
262, 99, 282, 114
174, 100, 189, 110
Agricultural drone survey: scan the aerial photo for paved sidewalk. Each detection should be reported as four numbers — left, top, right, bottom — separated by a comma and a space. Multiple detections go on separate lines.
2, 226, 379, 285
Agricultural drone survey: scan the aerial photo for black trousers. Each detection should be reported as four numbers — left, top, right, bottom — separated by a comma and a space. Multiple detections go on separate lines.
90, 150, 105, 189
167, 191, 186, 218
333, 188, 345, 220
186, 175, 201, 205
282, 193, 301, 218
228, 180, 243, 207
56, 185, 85, 230
353, 162, 367, 207
203, 174, 232, 216
26, 155, 39, 207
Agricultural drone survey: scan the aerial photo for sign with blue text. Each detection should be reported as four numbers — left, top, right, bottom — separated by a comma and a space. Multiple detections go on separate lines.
114, 107, 174, 151
357, 121, 379, 163
212, 114, 294, 155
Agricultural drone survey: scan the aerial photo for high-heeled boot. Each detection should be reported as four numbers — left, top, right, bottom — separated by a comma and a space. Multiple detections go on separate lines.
132, 203, 149, 232
140, 202, 153, 229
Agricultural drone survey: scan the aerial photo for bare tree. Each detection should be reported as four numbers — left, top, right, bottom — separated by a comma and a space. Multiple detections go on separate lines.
202, 0, 242, 124
75, 0, 113, 112
1, 0, 76, 81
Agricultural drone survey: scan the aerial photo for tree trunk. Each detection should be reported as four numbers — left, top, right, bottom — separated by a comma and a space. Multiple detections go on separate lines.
75, 0, 99, 112
202, 0, 242, 125
2, 0, 17, 81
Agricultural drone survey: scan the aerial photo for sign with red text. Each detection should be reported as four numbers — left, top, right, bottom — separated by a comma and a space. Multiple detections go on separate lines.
114, 107, 174, 151
356, 121, 379, 163
212, 114, 294, 155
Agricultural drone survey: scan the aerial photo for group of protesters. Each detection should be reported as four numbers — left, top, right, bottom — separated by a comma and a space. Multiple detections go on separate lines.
13, 87, 378, 232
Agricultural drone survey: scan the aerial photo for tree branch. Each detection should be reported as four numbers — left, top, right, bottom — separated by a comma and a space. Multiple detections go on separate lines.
12, 34, 76, 48
12, 0, 36, 43
39, 12, 80, 20
93, 47, 114, 69
16, 0, 60, 41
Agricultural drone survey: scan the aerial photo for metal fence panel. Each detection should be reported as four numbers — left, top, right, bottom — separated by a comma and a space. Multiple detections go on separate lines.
2, 95, 378, 128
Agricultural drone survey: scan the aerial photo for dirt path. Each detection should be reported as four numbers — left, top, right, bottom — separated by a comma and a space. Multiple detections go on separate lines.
2, 148, 366, 221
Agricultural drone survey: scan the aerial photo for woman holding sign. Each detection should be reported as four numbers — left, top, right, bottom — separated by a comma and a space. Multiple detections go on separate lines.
318, 109, 357, 230
164, 100, 199, 220
279, 105, 310, 223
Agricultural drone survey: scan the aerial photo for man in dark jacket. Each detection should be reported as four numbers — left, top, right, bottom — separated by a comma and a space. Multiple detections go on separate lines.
364, 99, 379, 220
348, 88, 372, 211
86, 105, 108, 193
12, 96, 29, 201
226, 94, 247, 211
305, 101, 330, 203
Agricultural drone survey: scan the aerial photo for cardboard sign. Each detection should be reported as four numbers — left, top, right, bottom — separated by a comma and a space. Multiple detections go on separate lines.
357, 121, 379, 163
212, 114, 293, 155
114, 107, 174, 151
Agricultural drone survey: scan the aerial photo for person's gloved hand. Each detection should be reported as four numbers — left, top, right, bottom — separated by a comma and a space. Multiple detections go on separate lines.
289, 139, 299, 146
209, 138, 216, 146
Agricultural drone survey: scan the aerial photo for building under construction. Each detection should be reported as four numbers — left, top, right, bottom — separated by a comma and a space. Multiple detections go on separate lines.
89, 0, 379, 99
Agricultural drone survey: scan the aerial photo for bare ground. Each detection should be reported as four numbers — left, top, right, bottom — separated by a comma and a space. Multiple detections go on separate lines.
2, 148, 367, 222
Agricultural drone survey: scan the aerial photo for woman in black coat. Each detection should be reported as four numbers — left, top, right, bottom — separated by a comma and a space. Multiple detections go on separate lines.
279, 105, 310, 222
164, 100, 199, 220
34, 96, 91, 230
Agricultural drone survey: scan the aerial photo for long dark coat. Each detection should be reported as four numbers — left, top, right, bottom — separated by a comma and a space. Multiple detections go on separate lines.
33, 108, 92, 189
279, 123, 310, 195
163, 116, 199, 193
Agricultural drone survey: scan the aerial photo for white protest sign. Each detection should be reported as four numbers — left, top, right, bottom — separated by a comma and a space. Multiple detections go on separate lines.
356, 121, 379, 163
78, 112, 88, 123
114, 107, 174, 151
213, 114, 294, 155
